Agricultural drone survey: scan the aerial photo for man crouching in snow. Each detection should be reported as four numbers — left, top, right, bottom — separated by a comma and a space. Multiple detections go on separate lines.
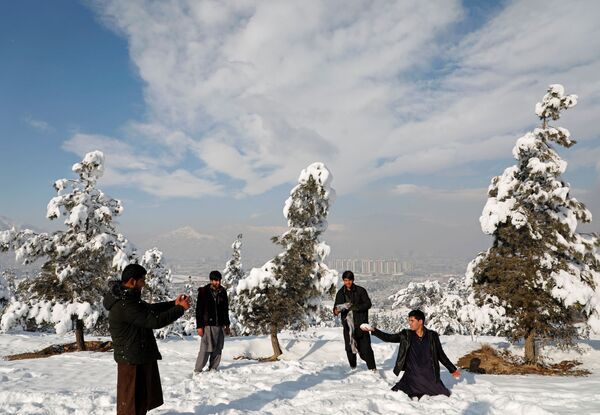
361, 309, 460, 399
103, 263, 191, 415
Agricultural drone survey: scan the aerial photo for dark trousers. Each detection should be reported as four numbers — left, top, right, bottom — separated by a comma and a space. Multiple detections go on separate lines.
117, 361, 164, 415
343, 324, 376, 369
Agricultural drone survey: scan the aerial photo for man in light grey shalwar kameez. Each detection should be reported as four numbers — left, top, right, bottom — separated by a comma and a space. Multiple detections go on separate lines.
194, 271, 230, 372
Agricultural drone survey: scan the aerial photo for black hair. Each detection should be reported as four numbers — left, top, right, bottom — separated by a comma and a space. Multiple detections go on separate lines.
209, 270, 222, 281
408, 309, 426, 324
341, 270, 354, 281
121, 263, 147, 283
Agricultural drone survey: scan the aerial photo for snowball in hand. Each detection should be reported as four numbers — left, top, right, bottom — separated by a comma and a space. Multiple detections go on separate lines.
360, 323, 374, 331
336, 302, 351, 311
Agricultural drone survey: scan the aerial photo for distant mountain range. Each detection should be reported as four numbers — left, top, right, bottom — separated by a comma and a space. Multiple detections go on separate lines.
143, 226, 230, 263
0, 215, 45, 233
0, 216, 276, 276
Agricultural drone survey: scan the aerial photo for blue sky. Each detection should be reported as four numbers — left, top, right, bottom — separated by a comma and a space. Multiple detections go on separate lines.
1, 0, 599, 264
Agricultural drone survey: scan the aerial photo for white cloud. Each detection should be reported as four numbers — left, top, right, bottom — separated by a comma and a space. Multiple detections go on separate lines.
78, 0, 600, 199
63, 133, 222, 198
393, 184, 487, 201
23, 115, 53, 133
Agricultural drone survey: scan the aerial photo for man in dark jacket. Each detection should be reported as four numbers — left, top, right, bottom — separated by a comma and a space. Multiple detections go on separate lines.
103, 263, 190, 415
333, 270, 376, 371
361, 309, 460, 399
194, 270, 230, 373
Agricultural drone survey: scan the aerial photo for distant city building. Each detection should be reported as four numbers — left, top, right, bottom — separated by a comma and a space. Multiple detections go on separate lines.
326, 257, 415, 275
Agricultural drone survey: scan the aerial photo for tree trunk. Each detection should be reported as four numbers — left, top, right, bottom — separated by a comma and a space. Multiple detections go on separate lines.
524, 330, 537, 364
75, 318, 86, 351
269, 322, 282, 360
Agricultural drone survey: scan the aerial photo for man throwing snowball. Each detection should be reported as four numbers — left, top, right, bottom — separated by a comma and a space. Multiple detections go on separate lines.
333, 270, 377, 371
103, 263, 191, 415
361, 309, 460, 399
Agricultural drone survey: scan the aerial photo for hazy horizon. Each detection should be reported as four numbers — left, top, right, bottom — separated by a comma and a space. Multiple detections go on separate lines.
1, 1, 599, 267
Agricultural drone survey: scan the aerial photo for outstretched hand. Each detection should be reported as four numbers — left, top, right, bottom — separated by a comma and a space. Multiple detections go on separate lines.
175, 294, 191, 310
452, 369, 461, 379
360, 323, 375, 332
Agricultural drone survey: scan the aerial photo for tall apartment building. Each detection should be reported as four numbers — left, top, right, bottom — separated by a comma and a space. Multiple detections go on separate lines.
327, 257, 414, 275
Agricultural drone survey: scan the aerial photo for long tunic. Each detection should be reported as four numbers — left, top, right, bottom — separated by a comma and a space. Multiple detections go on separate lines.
392, 330, 451, 399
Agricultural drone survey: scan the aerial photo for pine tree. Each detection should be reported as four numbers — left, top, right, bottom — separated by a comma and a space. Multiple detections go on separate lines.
140, 247, 172, 303
389, 277, 509, 336
0, 269, 15, 315
0, 151, 135, 350
470, 85, 600, 363
234, 163, 338, 359
223, 234, 244, 291
222, 234, 244, 336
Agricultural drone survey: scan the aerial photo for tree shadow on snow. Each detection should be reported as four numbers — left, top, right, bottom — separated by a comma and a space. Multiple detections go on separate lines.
297, 340, 329, 361
189, 365, 349, 414
218, 359, 262, 371
462, 401, 492, 415
284, 338, 298, 351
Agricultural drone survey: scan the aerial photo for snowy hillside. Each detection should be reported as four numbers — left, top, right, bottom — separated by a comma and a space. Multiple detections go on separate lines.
1, 328, 599, 414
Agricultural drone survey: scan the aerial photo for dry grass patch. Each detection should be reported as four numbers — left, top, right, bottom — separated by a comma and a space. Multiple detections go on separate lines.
457, 344, 589, 376
4, 340, 113, 361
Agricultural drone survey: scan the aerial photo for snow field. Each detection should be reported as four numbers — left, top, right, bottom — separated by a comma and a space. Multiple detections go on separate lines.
1, 328, 600, 414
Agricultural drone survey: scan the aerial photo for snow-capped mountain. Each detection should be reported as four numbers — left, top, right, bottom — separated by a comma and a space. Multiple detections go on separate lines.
0, 215, 45, 233
144, 226, 230, 264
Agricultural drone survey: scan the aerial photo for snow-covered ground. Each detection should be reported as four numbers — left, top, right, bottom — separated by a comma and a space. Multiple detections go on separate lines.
1, 328, 599, 414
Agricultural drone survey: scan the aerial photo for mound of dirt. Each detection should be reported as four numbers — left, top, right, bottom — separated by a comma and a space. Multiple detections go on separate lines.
457, 344, 589, 376
4, 341, 113, 361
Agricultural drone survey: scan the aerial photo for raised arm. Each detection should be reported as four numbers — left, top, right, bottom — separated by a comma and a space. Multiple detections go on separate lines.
371, 328, 403, 343
124, 301, 184, 329
148, 300, 176, 313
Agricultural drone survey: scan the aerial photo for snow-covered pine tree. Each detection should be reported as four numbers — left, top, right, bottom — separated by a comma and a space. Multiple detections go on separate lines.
222, 234, 244, 336
140, 247, 172, 304
223, 234, 244, 291
181, 275, 197, 334
0, 151, 135, 350
389, 277, 509, 336
470, 84, 600, 363
169, 275, 197, 337
390, 279, 465, 334
235, 163, 339, 359
0, 269, 15, 315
